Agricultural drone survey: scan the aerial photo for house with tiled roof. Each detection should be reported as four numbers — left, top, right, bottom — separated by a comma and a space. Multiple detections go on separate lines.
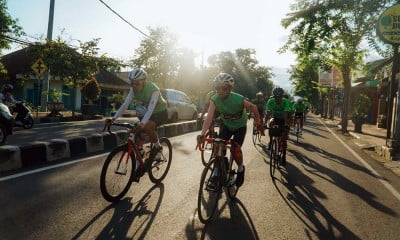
0, 47, 130, 115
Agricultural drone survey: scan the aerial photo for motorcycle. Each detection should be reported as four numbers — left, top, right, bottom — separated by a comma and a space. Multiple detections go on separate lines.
12, 101, 34, 129
0, 102, 13, 145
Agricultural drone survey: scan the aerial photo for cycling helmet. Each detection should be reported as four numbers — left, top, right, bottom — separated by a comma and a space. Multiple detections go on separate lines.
272, 87, 284, 97
213, 73, 234, 87
128, 68, 147, 83
297, 97, 303, 103
256, 92, 263, 98
1, 84, 13, 93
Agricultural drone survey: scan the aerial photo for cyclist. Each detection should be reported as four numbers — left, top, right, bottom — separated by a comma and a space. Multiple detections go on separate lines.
197, 73, 264, 187
252, 92, 267, 125
106, 68, 168, 162
265, 87, 291, 166
199, 90, 219, 137
292, 97, 307, 134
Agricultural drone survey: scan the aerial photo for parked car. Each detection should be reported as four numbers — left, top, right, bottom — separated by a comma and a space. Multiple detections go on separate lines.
161, 89, 198, 122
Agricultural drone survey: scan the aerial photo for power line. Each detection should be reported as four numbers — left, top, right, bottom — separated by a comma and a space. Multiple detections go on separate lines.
98, 0, 150, 39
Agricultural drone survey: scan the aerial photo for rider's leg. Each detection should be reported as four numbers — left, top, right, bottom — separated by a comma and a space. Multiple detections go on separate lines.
229, 127, 246, 187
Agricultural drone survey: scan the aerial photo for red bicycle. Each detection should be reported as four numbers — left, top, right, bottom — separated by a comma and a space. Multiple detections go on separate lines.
100, 122, 172, 202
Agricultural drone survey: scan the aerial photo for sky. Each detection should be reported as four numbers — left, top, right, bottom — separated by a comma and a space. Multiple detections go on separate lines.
5, 0, 297, 91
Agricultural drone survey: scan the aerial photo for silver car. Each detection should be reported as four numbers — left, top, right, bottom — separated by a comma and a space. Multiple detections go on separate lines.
161, 89, 198, 122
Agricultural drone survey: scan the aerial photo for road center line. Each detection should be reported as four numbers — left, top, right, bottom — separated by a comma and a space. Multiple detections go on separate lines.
318, 118, 400, 203
0, 153, 108, 182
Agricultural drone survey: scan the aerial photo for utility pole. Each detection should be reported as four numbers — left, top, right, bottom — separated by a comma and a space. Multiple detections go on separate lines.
40, 0, 55, 112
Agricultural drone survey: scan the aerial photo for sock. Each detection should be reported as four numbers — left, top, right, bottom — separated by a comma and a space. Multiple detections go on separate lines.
237, 165, 244, 172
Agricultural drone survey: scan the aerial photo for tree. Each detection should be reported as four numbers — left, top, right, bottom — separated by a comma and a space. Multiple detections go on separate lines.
280, 0, 391, 133
131, 26, 181, 88
80, 77, 101, 104
0, 0, 23, 77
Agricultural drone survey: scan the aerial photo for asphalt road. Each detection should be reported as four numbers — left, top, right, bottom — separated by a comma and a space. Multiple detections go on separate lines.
1, 116, 400, 239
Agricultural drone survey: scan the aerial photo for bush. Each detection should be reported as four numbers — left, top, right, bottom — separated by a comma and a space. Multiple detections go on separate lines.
352, 94, 372, 120
80, 77, 101, 103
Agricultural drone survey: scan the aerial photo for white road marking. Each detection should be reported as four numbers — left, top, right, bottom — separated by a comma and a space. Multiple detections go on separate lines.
318, 118, 400, 203
0, 153, 108, 182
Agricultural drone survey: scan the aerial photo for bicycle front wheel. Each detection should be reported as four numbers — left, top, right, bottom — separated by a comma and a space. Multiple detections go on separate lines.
226, 154, 238, 199
201, 131, 214, 166
269, 138, 277, 178
100, 144, 135, 202
148, 137, 172, 184
197, 158, 221, 224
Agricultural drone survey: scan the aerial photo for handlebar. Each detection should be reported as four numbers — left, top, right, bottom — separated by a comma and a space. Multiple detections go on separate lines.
103, 122, 138, 134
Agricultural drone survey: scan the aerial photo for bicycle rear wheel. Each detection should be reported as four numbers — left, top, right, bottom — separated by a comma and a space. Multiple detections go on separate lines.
100, 144, 135, 202
269, 138, 277, 178
252, 124, 260, 145
201, 131, 214, 166
197, 158, 221, 224
148, 137, 172, 184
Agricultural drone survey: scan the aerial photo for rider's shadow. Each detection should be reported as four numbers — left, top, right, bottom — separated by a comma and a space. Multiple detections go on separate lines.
71, 183, 164, 240
189, 199, 260, 240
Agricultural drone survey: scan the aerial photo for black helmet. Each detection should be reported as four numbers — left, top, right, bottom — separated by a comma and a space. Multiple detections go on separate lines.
272, 87, 284, 97
1, 84, 13, 93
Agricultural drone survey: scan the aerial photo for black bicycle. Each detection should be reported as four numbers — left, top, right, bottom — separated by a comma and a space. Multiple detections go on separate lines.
267, 125, 285, 178
252, 120, 262, 145
197, 138, 239, 224
100, 122, 172, 203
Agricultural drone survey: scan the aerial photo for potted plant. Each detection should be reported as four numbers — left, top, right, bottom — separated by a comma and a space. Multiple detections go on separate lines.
108, 92, 124, 115
351, 94, 372, 133
80, 77, 101, 116
47, 88, 68, 116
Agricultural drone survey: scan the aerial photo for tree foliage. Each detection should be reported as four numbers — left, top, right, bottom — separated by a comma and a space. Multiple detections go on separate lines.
280, 0, 392, 133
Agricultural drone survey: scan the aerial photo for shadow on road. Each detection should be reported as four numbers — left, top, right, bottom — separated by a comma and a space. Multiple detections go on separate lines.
71, 183, 164, 240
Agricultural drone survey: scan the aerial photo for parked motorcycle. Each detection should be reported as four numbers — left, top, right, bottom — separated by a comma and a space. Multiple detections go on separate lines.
0, 102, 13, 145
12, 101, 34, 129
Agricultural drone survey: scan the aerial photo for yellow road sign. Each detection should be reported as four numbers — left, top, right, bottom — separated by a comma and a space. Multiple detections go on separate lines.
31, 58, 48, 77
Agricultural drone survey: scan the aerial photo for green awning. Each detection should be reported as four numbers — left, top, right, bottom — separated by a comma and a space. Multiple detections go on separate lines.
366, 79, 380, 87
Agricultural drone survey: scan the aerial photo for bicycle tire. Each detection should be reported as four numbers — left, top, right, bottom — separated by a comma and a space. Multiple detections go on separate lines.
200, 131, 214, 166
226, 154, 238, 199
269, 138, 277, 178
197, 158, 221, 224
100, 144, 135, 202
148, 137, 172, 184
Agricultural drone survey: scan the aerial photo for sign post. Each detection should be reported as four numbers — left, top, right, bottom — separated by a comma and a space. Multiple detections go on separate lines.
31, 58, 48, 117
376, 3, 400, 149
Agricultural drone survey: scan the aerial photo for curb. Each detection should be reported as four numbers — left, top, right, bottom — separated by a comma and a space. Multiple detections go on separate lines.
0, 120, 201, 173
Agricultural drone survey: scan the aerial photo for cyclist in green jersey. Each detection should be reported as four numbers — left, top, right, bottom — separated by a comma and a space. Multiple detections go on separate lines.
252, 92, 267, 125
292, 97, 307, 134
265, 87, 291, 166
197, 73, 264, 187
107, 68, 168, 161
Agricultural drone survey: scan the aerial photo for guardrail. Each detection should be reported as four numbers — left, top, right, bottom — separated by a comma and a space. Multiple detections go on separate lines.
0, 120, 201, 172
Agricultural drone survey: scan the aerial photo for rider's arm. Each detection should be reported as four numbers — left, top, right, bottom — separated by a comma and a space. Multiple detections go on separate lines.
113, 88, 134, 120
244, 100, 261, 125
200, 101, 216, 136
140, 91, 159, 125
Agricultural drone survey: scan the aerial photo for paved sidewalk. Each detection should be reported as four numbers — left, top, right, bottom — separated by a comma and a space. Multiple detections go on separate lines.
322, 116, 400, 177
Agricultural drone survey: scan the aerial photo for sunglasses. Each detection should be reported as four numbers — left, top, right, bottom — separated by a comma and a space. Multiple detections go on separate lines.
132, 81, 142, 86
215, 86, 229, 91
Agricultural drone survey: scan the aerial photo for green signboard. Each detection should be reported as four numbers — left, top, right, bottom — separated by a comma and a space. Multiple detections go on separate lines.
377, 4, 400, 45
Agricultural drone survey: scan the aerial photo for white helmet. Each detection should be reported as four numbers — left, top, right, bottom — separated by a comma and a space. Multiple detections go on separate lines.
128, 68, 147, 83
213, 73, 234, 87
297, 97, 303, 103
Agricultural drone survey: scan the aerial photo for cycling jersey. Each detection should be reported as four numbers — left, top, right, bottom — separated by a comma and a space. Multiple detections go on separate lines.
113, 81, 167, 124
292, 102, 307, 113
211, 92, 247, 131
266, 98, 291, 119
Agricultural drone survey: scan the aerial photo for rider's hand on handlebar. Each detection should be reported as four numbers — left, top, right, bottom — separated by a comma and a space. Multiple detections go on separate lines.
256, 123, 265, 136
196, 134, 204, 147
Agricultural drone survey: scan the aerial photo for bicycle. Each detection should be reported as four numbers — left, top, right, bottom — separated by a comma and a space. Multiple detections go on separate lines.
293, 114, 302, 143
100, 122, 172, 203
196, 137, 239, 224
252, 119, 262, 145
199, 118, 220, 166
266, 125, 285, 178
